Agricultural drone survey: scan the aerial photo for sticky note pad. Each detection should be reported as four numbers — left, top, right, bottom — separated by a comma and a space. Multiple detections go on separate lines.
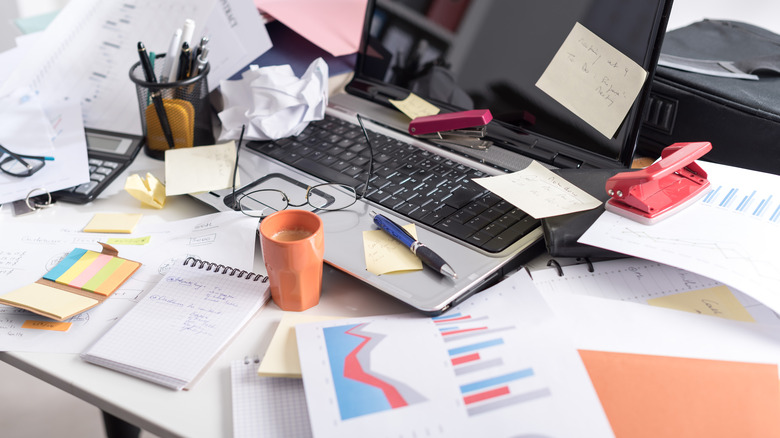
0, 283, 98, 321
258, 313, 343, 378
43, 248, 141, 296
83, 213, 143, 233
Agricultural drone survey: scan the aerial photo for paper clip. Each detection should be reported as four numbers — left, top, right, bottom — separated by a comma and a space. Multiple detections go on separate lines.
605, 142, 712, 225
408, 109, 493, 150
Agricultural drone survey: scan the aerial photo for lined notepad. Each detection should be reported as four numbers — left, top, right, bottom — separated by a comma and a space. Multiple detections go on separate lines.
81, 258, 270, 390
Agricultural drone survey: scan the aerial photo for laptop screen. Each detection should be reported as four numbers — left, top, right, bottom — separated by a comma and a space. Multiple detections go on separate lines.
347, 0, 673, 169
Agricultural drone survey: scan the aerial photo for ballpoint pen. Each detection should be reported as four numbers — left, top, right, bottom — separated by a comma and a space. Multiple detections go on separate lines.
138, 41, 175, 149
370, 211, 457, 279
177, 41, 191, 80
160, 27, 182, 82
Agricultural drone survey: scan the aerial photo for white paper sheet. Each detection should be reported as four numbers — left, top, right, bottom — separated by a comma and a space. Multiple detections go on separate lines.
295, 272, 613, 438
579, 161, 780, 316
1, 0, 270, 136
0, 211, 259, 353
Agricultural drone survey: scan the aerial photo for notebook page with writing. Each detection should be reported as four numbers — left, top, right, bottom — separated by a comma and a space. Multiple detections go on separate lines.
230, 357, 313, 438
81, 258, 270, 390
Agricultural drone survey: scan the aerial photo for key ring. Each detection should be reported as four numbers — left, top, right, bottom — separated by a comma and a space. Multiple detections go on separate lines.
25, 188, 53, 211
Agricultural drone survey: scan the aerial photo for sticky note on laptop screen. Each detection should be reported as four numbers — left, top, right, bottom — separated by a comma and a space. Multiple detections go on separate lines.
42, 248, 140, 296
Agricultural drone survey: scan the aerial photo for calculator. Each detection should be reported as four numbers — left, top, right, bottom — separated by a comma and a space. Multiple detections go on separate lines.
53, 128, 144, 204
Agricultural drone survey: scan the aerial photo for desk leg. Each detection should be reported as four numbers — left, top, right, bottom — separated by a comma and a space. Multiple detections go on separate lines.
102, 411, 141, 438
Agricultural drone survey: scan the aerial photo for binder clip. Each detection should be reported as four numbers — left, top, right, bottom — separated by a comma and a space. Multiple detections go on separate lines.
605, 141, 712, 225
408, 109, 493, 150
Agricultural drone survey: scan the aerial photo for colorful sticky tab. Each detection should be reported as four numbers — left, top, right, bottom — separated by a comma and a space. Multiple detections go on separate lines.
43, 248, 140, 296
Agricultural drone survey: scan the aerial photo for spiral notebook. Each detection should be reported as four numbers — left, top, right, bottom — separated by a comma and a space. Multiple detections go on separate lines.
81, 257, 270, 390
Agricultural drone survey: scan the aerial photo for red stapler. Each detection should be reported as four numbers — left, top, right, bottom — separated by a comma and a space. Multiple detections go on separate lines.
605, 142, 712, 224
408, 109, 493, 150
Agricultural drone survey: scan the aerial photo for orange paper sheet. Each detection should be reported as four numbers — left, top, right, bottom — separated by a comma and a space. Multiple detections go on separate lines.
580, 350, 780, 438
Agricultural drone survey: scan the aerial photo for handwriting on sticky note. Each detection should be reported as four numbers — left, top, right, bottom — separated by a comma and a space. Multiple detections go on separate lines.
164, 141, 239, 196
389, 93, 440, 120
107, 236, 151, 246
536, 22, 648, 139
474, 161, 602, 219
22, 320, 72, 331
363, 223, 422, 275
647, 285, 756, 322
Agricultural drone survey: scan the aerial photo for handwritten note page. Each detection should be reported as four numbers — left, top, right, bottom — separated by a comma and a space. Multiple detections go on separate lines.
164, 141, 238, 196
536, 22, 648, 139
474, 161, 602, 219
81, 260, 270, 390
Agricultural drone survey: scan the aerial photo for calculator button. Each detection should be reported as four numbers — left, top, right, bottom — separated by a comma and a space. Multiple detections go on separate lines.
95, 166, 113, 176
102, 161, 120, 169
91, 173, 106, 182
75, 181, 99, 194
88, 158, 103, 166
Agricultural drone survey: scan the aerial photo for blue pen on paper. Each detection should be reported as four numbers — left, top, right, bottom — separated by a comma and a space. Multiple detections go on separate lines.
370, 211, 457, 279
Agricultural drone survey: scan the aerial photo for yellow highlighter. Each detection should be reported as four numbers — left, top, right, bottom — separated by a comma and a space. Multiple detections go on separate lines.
145, 98, 195, 151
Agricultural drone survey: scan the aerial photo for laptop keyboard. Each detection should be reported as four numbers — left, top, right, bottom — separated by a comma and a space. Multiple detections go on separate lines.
246, 115, 538, 254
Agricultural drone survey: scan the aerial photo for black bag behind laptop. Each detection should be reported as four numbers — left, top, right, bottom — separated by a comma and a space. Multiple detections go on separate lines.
639, 20, 780, 175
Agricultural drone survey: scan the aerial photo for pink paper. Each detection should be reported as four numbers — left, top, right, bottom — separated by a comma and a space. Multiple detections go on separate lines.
256, 0, 367, 57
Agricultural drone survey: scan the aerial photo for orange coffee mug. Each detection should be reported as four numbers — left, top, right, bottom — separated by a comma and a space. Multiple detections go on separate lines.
259, 209, 324, 311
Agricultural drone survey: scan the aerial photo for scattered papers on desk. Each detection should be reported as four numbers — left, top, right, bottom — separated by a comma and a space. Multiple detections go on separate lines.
578, 161, 780, 316
124, 173, 166, 208
217, 58, 328, 142
362, 223, 423, 275
474, 161, 602, 219
164, 142, 239, 196
295, 272, 614, 438
0, 90, 89, 204
0, 211, 260, 353
580, 350, 780, 437
531, 257, 778, 325
256, 0, 366, 57
1, 0, 269, 136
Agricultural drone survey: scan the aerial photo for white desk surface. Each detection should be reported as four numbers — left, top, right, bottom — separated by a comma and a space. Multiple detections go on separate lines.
0, 151, 413, 438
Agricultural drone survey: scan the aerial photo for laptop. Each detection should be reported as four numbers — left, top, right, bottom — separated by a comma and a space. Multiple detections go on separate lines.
194, 0, 673, 315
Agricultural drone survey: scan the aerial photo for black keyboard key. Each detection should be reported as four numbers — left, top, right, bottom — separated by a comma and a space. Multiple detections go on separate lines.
291, 157, 362, 188
481, 218, 539, 253
436, 218, 476, 240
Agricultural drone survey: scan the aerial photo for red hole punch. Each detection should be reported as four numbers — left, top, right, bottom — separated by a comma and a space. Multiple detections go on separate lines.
605, 142, 712, 225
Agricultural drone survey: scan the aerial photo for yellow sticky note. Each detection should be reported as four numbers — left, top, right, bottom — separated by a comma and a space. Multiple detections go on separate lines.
22, 320, 72, 331
124, 172, 166, 209
0, 283, 98, 321
164, 141, 238, 196
258, 313, 343, 378
363, 223, 423, 275
535, 22, 648, 138
647, 285, 755, 322
83, 213, 143, 234
388, 93, 440, 120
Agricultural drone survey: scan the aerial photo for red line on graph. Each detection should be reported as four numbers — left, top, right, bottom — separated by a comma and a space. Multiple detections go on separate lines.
463, 386, 510, 405
343, 324, 408, 408
434, 315, 473, 323
441, 326, 487, 336
451, 352, 480, 366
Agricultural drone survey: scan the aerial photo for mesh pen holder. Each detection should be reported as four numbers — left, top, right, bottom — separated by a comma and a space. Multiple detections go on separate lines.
129, 53, 215, 160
